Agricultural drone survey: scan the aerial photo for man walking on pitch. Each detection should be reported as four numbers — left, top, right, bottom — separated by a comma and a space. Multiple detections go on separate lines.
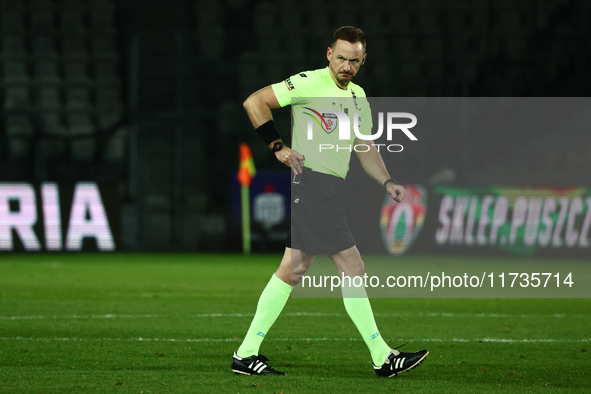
232, 26, 428, 377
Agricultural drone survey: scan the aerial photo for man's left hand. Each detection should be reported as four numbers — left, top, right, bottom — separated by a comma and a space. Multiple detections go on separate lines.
386, 183, 405, 203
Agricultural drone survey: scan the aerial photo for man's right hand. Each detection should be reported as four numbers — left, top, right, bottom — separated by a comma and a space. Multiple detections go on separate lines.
274, 146, 292, 170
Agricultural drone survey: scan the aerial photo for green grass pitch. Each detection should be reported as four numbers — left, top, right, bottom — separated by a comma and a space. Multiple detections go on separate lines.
0, 253, 589, 393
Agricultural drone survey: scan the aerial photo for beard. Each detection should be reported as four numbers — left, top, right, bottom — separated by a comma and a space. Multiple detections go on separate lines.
339, 71, 353, 79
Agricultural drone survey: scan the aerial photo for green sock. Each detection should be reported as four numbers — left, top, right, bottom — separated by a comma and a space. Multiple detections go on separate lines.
342, 285, 391, 366
237, 274, 291, 357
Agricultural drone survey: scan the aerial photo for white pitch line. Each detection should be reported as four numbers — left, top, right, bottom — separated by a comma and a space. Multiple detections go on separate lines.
0, 314, 162, 320
0, 336, 588, 344
1, 311, 589, 320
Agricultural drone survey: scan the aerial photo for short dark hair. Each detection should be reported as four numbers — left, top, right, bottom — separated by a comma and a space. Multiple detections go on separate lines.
331, 26, 366, 52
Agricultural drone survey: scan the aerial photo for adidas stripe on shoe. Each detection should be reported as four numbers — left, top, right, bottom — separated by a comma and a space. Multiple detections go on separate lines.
374, 348, 429, 378
231, 352, 286, 376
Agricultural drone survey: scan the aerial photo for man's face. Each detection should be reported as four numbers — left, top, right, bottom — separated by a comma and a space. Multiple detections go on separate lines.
327, 39, 366, 88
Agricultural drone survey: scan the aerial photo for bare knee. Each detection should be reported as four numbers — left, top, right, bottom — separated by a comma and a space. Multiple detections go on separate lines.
274, 250, 292, 284
291, 258, 312, 285
330, 246, 365, 277
275, 248, 313, 286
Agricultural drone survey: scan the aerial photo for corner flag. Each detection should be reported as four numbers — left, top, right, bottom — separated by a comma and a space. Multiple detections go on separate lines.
237, 143, 256, 254
237, 143, 256, 186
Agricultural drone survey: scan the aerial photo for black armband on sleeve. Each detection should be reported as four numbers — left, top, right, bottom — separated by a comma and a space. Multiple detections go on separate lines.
256, 120, 281, 146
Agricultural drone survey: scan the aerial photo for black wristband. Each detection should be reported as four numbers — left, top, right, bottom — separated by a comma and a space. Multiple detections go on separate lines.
383, 179, 398, 191
256, 120, 281, 146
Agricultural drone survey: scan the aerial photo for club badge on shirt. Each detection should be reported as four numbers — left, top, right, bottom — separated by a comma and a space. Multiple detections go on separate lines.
321, 113, 338, 133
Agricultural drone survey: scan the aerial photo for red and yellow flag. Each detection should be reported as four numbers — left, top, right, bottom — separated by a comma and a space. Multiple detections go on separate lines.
237, 143, 256, 187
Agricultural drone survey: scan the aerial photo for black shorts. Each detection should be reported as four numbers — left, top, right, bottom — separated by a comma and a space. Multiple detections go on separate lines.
285, 168, 356, 255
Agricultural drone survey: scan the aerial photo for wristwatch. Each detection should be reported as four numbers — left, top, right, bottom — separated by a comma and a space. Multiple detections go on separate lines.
383, 178, 398, 191
271, 141, 284, 153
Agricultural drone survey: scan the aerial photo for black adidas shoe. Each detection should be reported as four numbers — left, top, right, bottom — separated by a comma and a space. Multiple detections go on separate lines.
374, 348, 429, 377
231, 352, 286, 376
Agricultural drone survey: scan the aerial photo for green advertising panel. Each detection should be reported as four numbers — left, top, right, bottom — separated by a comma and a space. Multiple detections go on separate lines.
432, 186, 591, 257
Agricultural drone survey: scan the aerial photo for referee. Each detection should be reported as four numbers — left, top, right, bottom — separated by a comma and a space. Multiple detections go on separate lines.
232, 26, 428, 377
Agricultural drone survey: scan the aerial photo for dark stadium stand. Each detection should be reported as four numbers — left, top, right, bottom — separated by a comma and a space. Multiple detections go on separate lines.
0, 0, 125, 167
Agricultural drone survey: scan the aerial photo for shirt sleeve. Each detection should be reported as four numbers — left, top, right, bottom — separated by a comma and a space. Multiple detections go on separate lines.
271, 71, 315, 108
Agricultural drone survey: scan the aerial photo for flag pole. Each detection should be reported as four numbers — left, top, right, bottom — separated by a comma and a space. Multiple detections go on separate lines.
241, 184, 251, 255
